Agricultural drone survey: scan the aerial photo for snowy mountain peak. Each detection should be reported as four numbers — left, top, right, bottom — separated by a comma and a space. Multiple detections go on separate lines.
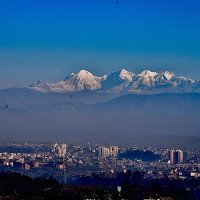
66, 70, 101, 79
119, 69, 135, 82
120, 69, 129, 74
138, 70, 158, 85
63, 70, 102, 91
76, 70, 96, 79
162, 71, 175, 80
139, 70, 158, 77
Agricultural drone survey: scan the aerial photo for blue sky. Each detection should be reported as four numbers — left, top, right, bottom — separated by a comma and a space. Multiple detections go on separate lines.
0, 0, 200, 89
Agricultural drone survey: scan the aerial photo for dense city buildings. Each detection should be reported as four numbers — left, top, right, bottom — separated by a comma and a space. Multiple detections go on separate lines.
2, 142, 200, 183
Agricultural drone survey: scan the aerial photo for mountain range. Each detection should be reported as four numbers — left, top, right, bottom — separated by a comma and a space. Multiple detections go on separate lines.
0, 69, 200, 147
29, 69, 200, 94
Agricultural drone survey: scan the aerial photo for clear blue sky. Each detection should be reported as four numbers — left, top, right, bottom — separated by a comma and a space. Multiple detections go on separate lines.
0, 0, 200, 89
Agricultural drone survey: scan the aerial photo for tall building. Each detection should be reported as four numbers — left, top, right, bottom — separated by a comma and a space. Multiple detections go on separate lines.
110, 146, 118, 157
98, 146, 118, 158
59, 143, 67, 157
169, 150, 174, 164
52, 143, 59, 152
169, 150, 183, 164
178, 150, 183, 164
98, 146, 107, 157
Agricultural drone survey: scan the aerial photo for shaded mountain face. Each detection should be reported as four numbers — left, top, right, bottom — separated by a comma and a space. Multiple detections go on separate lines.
29, 69, 200, 94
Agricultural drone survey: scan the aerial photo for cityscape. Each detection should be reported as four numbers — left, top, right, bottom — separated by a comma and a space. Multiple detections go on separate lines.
0, 142, 200, 182
0, 142, 200, 199
1, 0, 200, 199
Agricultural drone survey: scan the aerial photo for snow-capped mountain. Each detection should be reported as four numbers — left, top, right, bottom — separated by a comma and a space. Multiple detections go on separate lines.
29, 69, 200, 93
100, 69, 135, 92
29, 70, 103, 92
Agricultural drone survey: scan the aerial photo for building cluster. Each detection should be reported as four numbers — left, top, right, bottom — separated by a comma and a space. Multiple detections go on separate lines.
98, 146, 118, 158
0, 151, 52, 171
52, 143, 67, 157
